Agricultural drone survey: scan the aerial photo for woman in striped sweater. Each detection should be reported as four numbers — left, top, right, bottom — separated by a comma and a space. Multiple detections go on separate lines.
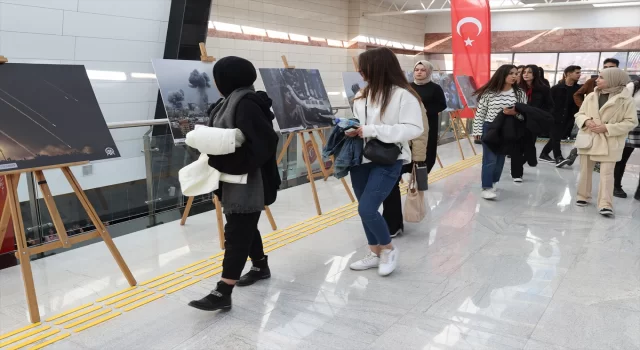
472, 65, 527, 199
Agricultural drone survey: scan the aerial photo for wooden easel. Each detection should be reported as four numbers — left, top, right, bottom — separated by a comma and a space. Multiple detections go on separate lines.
0, 166, 136, 324
276, 55, 355, 216
179, 43, 278, 250
439, 109, 477, 160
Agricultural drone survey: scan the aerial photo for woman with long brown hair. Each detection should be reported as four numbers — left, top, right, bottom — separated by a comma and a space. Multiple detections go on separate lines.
347, 47, 423, 276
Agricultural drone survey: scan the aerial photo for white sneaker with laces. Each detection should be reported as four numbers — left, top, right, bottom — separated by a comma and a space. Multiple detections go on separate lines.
513, 178, 523, 183
378, 248, 398, 276
482, 189, 497, 199
349, 251, 380, 271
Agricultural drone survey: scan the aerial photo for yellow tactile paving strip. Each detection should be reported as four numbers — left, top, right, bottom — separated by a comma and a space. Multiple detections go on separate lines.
0, 154, 482, 349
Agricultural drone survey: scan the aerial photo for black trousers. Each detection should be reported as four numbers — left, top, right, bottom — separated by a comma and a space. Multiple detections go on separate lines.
614, 146, 635, 189
511, 130, 538, 178
221, 212, 265, 280
542, 118, 574, 159
382, 176, 403, 234
426, 129, 439, 173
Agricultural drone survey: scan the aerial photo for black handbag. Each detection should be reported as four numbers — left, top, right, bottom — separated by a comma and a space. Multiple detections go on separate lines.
414, 163, 428, 191
362, 101, 402, 165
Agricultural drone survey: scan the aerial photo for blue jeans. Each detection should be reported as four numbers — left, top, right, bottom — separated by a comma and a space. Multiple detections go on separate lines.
481, 122, 506, 189
350, 160, 402, 246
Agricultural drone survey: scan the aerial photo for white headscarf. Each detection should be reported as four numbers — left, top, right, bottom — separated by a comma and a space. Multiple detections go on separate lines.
413, 60, 434, 85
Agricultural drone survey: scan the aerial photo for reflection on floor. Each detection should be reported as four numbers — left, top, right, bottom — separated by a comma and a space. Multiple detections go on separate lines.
0, 141, 639, 350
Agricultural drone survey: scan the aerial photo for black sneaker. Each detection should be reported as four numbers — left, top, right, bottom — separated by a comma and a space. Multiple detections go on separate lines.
237, 256, 270, 287
613, 187, 627, 199
599, 208, 614, 217
576, 200, 588, 207
188, 281, 232, 311
634, 187, 640, 201
539, 153, 554, 163
555, 156, 570, 168
566, 148, 578, 166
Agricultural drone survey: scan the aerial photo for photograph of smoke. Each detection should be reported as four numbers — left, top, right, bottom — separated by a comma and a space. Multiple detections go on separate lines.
431, 72, 464, 111
152, 59, 221, 144
0, 63, 120, 173
456, 75, 479, 108
259, 68, 334, 132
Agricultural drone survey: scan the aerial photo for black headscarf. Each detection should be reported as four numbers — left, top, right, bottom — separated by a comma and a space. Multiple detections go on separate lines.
213, 56, 257, 97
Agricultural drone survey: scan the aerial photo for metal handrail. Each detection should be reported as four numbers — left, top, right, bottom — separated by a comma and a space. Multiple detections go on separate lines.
107, 119, 168, 129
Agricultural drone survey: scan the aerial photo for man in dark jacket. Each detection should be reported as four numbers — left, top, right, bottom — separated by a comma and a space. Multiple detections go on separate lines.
539, 65, 582, 167
189, 56, 281, 312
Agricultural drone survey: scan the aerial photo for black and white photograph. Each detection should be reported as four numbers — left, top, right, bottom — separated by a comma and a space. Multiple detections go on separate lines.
259, 68, 334, 132
432, 72, 464, 111
342, 72, 366, 108
0, 64, 119, 173
152, 59, 221, 144
456, 75, 479, 108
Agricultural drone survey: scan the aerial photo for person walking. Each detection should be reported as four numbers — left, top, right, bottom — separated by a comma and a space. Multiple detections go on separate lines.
574, 68, 638, 216
188, 56, 281, 311
539, 65, 582, 167
510, 65, 554, 181
613, 80, 640, 199
472, 64, 527, 199
347, 47, 423, 276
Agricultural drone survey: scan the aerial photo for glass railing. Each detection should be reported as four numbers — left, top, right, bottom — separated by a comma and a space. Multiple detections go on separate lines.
0, 109, 466, 269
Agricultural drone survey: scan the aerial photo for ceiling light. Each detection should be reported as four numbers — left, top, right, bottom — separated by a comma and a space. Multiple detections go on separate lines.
213, 22, 242, 33
491, 8, 534, 12
242, 26, 266, 36
289, 33, 309, 42
310, 37, 326, 42
266, 30, 289, 40
593, 1, 640, 7
327, 39, 343, 47
131, 73, 156, 79
86, 70, 127, 81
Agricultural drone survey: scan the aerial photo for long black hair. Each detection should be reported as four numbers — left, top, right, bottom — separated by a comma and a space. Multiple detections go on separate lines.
474, 64, 522, 100
519, 65, 547, 91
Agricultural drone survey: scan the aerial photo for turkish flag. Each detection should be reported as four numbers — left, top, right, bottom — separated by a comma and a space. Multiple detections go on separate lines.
451, 0, 491, 118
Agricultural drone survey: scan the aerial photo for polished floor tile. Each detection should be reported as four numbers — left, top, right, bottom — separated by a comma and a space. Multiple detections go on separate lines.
1, 142, 639, 350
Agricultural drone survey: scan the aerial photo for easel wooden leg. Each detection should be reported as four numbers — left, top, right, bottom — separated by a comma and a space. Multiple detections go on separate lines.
180, 196, 194, 226
34, 171, 71, 248
264, 206, 277, 230
6, 174, 40, 323
276, 133, 295, 165
316, 129, 355, 202
436, 153, 444, 168
308, 131, 330, 180
299, 133, 322, 215
459, 118, 478, 155
61, 168, 136, 287
213, 195, 225, 250
450, 113, 466, 160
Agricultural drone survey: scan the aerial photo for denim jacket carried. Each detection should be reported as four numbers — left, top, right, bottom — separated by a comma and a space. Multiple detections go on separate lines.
323, 124, 363, 179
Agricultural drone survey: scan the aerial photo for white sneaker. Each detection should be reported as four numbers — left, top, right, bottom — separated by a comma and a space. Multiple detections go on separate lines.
482, 189, 497, 200
513, 178, 523, 183
350, 251, 380, 271
378, 248, 398, 276
390, 228, 403, 238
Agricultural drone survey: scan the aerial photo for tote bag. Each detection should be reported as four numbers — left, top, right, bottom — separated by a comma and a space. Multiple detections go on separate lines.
403, 165, 427, 223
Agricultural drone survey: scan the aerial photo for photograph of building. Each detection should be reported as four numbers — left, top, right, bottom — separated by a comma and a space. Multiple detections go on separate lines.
456, 75, 479, 108
260, 68, 334, 132
0, 63, 119, 173
152, 59, 221, 144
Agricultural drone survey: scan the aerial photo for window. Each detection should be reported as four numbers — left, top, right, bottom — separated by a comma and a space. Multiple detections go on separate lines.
599, 52, 628, 70
513, 53, 557, 72
558, 52, 599, 71
491, 54, 513, 70
627, 52, 640, 70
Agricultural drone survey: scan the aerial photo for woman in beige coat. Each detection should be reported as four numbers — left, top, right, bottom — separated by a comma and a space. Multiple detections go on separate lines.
574, 68, 639, 216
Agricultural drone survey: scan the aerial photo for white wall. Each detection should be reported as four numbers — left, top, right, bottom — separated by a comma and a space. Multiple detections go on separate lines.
0, 0, 171, 200
425, 7, 640, 33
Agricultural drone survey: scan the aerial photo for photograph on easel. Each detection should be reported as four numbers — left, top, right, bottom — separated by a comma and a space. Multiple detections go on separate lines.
259, 68, 333, 132
431, 72, 464, 111
152, 59, 221, 144
0, 63, 119, 173
456, 75, 479, 108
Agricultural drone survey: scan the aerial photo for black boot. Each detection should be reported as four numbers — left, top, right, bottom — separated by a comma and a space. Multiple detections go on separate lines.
613, 187, 627, 199
188, 281, 233, 311
634, 184, 640, 201
237, 256, 271, 287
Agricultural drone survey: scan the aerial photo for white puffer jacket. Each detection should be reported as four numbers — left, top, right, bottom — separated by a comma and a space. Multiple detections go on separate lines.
179, 126, 247, 196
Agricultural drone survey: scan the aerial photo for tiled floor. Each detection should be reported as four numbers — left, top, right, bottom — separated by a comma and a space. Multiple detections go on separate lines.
1, 141, 639, 350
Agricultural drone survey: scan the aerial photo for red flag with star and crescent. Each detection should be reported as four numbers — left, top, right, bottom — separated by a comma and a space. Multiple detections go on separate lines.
451, 0, 491, 118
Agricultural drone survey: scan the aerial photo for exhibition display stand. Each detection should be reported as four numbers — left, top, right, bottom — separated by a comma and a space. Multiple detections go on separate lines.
179, 43, 278, 250
276, 55, 355, 216
442, 109, 477, 161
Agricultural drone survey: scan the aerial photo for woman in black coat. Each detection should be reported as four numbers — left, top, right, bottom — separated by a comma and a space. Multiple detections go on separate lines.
511, 65, 554, 180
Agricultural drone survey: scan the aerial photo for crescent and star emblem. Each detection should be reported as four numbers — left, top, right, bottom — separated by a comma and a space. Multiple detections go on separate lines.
456, 17, 483, 47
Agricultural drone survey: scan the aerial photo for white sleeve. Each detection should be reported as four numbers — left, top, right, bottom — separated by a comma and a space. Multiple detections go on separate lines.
361, 90, 424, 143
